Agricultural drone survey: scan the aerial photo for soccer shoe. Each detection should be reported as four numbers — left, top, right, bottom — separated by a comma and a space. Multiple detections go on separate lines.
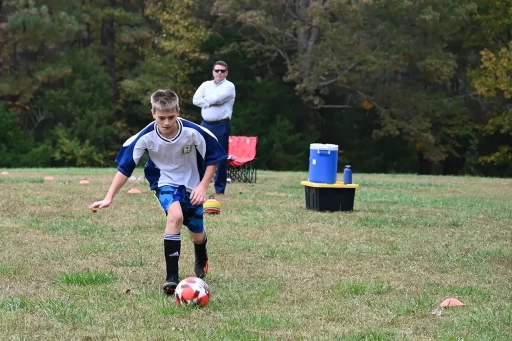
162, 278, 178, 296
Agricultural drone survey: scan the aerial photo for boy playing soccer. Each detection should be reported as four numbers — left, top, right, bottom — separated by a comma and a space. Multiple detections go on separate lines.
89, 89, 227, 295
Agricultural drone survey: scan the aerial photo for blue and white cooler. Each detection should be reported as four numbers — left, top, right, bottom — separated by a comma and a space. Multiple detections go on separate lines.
303, 143, 360, 212
308, 143, 338, 184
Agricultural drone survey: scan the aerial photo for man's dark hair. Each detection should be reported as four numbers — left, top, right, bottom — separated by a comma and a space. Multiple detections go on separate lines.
213, 61, 228, 70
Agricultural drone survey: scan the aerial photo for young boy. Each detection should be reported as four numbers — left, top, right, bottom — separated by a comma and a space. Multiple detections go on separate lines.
89, 89, 227, 295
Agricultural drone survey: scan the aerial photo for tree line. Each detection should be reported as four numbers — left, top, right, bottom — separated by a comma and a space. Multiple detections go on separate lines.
1, 0, 511, 176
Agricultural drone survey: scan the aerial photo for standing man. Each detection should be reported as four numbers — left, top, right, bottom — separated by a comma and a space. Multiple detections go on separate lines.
193, 61, 236, 195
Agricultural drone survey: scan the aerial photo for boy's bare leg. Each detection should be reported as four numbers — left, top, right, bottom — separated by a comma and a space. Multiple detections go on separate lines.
162, 201, 183, 295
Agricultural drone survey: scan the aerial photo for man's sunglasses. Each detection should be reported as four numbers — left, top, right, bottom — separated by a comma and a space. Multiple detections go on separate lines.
213, 69, 227, 73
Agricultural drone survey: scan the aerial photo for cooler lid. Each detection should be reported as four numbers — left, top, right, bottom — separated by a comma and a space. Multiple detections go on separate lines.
310, 143, 338, 151
301, 180, 359, 189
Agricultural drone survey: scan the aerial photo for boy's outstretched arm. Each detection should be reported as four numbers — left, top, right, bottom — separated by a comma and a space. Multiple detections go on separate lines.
89, 171, 129, 212
190, 164, 217, 206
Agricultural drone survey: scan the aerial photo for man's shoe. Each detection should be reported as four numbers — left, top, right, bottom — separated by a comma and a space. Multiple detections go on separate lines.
162, 278, 178, 295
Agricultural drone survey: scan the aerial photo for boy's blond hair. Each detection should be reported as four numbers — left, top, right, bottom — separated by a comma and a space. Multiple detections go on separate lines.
151, 90, 180, 111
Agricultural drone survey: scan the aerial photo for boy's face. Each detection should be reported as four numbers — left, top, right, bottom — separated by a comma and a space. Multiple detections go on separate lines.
152, 109, 179, 135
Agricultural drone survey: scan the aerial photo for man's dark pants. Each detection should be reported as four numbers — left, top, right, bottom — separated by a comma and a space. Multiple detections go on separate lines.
200, 119, 231, 194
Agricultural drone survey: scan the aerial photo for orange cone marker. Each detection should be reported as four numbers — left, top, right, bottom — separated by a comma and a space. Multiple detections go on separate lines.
440, 298, 465, 307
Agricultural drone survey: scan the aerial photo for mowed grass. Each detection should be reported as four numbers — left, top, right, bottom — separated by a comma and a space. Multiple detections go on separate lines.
0, 168, 511, 340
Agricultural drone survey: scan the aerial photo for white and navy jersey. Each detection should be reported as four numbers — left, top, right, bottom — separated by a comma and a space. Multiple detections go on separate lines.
116, 118, 227, 192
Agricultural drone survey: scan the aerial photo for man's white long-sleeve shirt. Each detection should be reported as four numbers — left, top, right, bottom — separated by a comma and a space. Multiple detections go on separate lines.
193, 79, 236, 122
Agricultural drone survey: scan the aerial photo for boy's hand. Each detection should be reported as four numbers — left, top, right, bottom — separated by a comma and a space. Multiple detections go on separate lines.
89, 199, 111, 213
190, 185, 208, 206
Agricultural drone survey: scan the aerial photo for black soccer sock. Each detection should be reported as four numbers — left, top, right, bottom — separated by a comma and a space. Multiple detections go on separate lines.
164, 233, 181, 281
194, 232, 208, 262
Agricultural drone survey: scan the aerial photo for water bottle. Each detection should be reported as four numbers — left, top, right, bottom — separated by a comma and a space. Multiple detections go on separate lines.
343, 165, 352, 184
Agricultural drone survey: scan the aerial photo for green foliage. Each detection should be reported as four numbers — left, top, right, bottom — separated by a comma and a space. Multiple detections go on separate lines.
0, 104, 53, 167
51, 125, 103, 167
212, 0, 481, 171
230, 80, 313, 170
119, 0, 211, 128
0, 105, 33, 167
470, 42, 512, 170
0, 0, 84, 108
35, 48, 117, 166
468, 0, 512, 46
120, 54, 193, 122
324, 107, 418, 173
0, 0, 511, 175
472, 43, 512, 98
120, 1, 209, 99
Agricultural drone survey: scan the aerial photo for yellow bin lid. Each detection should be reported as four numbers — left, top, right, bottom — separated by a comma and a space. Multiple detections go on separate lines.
301, 180, 359, 189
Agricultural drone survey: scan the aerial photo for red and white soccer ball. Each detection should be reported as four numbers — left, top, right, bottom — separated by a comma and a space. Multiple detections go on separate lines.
175, 277, 210, 307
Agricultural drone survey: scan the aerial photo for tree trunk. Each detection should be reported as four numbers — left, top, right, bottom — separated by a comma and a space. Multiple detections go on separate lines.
100, 11, 116, 102
417, 151, 431, 175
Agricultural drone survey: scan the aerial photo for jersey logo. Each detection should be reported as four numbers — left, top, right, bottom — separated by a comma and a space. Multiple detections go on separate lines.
181, 144, 193, 155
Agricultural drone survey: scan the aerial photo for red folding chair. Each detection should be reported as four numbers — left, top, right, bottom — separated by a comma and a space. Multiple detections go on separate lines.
227, 136, 258, 183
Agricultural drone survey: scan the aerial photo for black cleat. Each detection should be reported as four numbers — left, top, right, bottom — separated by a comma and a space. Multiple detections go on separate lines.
162, 279, 178, 296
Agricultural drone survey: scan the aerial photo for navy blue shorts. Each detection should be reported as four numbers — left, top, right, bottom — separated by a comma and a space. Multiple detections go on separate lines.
154, 185, 204, 233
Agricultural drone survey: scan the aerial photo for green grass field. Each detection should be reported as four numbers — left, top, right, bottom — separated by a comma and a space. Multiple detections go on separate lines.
0, 169, 511, 340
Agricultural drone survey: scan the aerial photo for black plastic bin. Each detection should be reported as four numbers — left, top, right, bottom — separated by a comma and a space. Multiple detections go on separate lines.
301, 181, 360, 212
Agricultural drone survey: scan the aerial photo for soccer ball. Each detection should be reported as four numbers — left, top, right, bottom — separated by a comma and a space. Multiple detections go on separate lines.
175, 277, 210, 307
